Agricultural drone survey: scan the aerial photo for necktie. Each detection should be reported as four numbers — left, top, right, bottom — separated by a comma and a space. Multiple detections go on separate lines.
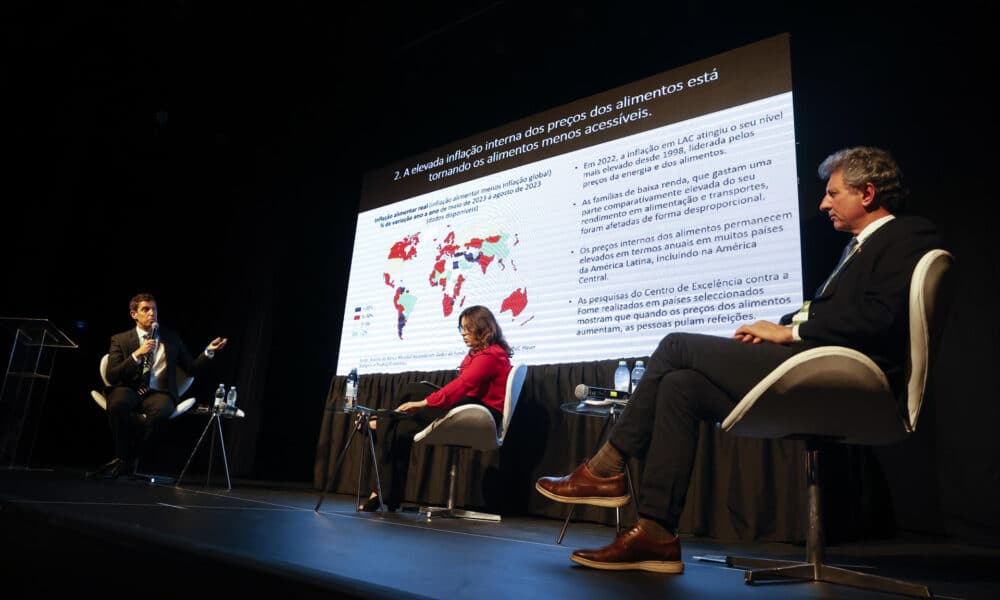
790, 237, 859, 326
137, 333, 153, 397
815, 236, 858, 297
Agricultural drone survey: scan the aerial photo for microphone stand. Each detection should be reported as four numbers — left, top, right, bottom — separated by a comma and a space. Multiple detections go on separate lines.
314, 405, 387, 514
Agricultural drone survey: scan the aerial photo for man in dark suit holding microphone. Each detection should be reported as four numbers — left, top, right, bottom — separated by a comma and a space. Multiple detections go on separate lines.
536, 147, 945, 573
97, 292, 227, 479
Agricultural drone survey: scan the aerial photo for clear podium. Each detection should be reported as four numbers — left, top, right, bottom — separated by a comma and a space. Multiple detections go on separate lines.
0, 317, 78, 469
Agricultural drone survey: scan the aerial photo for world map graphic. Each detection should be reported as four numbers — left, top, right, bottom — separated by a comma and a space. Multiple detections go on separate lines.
382, 229, 528, 338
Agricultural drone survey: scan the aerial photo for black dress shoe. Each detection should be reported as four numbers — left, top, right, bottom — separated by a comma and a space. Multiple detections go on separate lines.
358, 494, 382, 512
358, 493, 399, 512
100, 457, 121, 471
104, 459, 128, 480
104, 458, 137, 480
85, 458, 122, 480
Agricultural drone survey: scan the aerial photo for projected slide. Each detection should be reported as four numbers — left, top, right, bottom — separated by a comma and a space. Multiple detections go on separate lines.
337, 34, 803, 374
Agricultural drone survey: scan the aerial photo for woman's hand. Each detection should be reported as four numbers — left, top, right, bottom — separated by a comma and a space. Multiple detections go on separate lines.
397, 399, 428, 413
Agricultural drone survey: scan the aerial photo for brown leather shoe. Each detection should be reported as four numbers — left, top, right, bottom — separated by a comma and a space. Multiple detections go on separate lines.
570, 524, 684, 573
535, 460, 629, 507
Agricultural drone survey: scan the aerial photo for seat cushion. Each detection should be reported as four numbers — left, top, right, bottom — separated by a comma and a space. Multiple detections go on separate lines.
414, 404, 500, 451
171, 397, 197, 419
91, 390, 107, 411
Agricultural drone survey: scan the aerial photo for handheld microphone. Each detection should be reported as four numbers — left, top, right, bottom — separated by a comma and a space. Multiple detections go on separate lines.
574, 384, 630, 401
151, 322, 160, 340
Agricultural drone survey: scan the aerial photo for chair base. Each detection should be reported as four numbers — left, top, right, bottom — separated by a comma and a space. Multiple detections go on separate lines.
408, 445, 503, 522
417, 504, 501, 522
696, 446, 934, 599
716, 556, 933, 598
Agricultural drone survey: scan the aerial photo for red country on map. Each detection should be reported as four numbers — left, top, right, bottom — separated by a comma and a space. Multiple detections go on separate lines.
501, 288, 528, 316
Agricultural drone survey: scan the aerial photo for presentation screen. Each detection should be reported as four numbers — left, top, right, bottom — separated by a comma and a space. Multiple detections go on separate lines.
337, 34, 803, 374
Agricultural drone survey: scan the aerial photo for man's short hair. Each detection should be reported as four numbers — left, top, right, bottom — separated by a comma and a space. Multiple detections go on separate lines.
818, 146, 908, 212
129, 293, 156, 313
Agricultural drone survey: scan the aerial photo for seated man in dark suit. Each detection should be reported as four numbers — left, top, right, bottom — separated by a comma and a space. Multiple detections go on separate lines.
97, 292, 227, 479
536, 146, 945, 573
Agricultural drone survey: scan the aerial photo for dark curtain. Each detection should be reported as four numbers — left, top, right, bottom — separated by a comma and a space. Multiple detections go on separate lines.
314, 359, 890, 543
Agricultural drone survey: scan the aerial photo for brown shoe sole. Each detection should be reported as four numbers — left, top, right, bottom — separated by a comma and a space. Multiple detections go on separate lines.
535, 481, 630, 508
570, 554, 684, 574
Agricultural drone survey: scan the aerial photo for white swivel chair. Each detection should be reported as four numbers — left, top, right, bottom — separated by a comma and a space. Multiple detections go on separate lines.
412, 362, 528, 521
91, 353, 197, 419
91, 353, 197, 482
707, 249, 953, 598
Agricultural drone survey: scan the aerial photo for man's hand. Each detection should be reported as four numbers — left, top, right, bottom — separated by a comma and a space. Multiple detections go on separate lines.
733, 320, 794, 345
207, 337, 228, 352
133, 337, 156, 360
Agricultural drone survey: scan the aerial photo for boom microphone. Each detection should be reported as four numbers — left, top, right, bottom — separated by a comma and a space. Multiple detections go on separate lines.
574, 384, 630, 401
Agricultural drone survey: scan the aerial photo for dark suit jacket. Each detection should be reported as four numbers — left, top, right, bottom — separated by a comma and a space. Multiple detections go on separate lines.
106, 327, 211, 402
780, 215, 944, 391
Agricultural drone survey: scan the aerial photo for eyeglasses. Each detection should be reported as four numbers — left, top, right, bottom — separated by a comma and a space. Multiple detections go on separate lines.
457, 325, 473, 334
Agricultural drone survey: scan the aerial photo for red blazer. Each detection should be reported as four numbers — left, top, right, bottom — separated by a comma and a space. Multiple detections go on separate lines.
425, 344, 512, 413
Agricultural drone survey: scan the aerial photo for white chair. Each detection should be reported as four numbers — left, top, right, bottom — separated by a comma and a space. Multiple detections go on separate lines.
707, 249, 953, 598
90, 353, 197, 483
412, 362, 528, 521
91, 353, 197, 419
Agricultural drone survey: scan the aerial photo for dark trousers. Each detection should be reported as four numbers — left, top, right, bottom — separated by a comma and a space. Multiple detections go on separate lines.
608, 332, 805, 529
373, 382, 502, 507
106, 387, 175, 464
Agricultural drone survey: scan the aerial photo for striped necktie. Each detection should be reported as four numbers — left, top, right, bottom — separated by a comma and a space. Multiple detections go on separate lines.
137, 333, 153, 397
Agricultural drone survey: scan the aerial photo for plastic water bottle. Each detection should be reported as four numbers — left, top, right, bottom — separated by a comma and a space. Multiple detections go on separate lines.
630, 360, 645, 394
214, 383, 226, 411
344, 368, 358, 413
226, 385, 238, 412
614, 360, 630, 392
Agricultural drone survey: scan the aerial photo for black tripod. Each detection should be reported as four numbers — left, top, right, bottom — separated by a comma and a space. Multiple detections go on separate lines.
315, 405, 388, 513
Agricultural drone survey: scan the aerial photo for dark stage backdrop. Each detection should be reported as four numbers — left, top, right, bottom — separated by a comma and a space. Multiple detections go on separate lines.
4, 3, 997, 546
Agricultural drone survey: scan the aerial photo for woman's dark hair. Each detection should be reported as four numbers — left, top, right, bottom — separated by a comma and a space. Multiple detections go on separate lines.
458, 305, 513, 357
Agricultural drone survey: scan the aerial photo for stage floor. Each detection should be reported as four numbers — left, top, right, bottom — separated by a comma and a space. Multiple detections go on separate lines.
1, 468, 996, 599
